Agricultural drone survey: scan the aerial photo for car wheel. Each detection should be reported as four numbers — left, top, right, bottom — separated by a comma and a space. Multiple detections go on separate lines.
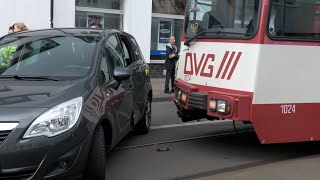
134, 96, 151, 135
86, 125, 106, 180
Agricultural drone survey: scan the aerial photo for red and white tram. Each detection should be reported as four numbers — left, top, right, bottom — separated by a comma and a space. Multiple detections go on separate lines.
174, 0, 320, 144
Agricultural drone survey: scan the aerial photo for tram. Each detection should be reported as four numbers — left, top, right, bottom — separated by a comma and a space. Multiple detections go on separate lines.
174, 0, 320, 144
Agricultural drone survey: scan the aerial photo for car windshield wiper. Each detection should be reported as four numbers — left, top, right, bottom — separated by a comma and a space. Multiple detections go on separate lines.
184, 30, 252, 46
0, 75, 59, 81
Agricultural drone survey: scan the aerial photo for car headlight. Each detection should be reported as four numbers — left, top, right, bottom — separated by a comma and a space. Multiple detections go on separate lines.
23, 97, 83, 138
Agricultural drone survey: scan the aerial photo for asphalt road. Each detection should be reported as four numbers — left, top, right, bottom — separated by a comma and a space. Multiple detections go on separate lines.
106, 101, 320, 180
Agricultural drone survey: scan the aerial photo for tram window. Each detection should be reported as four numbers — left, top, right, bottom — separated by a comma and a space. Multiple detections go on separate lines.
184, 0, 261, 39
268, 0, 320, 40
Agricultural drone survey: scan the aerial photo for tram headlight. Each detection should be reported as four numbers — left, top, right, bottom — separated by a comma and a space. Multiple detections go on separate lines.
181, 92, 188, 104
178, 90, 182, 100
209, 98, 217, 112
217, 100, 231, 115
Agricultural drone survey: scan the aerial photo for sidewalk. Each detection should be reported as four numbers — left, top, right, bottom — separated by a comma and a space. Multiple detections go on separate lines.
151, 78, 174, 102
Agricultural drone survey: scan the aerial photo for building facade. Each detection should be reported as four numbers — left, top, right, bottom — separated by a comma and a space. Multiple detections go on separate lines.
0, 0, 186, 78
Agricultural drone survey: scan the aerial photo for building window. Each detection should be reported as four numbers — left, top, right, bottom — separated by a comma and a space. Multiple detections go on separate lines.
151, 0, 185, 61
75, 11, 121, 29
160, 0, 166, 7
150, 17, 183, 60
87, 0, 98, 7
75, 0, 123, 29
153, 0, 186, 15
76, 0, 121, 10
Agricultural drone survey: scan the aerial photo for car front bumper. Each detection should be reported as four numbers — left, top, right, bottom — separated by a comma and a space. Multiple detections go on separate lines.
0, 108, 94, 180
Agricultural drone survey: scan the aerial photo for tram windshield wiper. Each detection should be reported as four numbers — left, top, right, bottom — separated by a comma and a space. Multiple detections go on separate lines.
184, 30, 252, 46
184, 31, 209, 46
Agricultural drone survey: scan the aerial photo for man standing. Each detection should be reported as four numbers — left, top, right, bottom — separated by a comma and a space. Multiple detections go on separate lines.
164, 36, 179, 94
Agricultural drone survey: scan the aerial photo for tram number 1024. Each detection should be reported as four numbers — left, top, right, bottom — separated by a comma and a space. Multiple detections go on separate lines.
280, 105, 296, 114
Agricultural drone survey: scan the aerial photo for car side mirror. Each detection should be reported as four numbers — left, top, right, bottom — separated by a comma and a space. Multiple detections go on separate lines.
114, 66, 131, 82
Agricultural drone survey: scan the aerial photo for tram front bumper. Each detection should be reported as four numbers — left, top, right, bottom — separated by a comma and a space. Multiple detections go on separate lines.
174, 78, 252, 121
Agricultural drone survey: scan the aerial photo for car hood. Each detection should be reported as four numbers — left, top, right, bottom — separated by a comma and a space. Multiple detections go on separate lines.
0, 79, 89, 108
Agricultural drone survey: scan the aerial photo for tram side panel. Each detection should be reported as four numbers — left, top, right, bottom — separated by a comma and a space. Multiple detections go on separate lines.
252, 44, 320, 144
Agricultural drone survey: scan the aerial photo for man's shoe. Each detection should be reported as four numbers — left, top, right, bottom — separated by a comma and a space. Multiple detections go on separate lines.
170, 89, 174, 93
164, 90, 170, 94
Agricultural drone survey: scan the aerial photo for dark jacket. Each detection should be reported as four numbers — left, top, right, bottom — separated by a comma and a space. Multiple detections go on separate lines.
165, 43, 179, 70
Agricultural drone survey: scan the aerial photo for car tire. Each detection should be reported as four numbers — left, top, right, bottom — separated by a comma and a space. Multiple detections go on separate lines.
134, 96, 151, 135
85, 125, 106, 180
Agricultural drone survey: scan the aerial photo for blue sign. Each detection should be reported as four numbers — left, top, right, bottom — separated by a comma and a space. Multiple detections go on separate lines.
150, 50, 166, 56
159, 21, 171, 44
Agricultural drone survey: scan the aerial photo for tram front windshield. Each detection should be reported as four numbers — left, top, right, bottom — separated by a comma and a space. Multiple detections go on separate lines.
184, 0, 261, 39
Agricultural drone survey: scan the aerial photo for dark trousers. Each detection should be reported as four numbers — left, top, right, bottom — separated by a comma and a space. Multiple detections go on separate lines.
165, 66, 175, 91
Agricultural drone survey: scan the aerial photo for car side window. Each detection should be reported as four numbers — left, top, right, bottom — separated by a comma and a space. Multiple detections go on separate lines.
100, 53, 110, 83
104, 34, 125, 76
129, 37, 146, 63
120, 36, 135, 66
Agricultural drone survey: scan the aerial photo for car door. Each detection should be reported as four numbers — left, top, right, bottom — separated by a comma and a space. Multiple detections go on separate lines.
101, 34, 133, 135
119, 34, 147, 124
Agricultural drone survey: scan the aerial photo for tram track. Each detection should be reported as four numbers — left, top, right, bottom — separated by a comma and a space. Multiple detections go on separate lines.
112, 129, 254, 151
168, 139, 320, 179
111, 124, 320, 180
108, 102, 320, 180
171, 153, 318, 180
108, 123, 320, 180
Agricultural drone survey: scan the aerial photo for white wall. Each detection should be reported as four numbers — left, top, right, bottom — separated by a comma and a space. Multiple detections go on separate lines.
123, 0, 152, 63
0, 0, 152, 64
0, 0, 51, 37
0, 0, 75, 37
54, 0, 75, 28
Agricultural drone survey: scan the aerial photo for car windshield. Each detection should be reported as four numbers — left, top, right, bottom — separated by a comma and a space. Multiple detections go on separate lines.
0, 34, 97, 80
184, 0, 260, 39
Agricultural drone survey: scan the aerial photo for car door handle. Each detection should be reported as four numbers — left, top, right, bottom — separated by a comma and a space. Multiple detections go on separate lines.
128, 84, 133, 91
